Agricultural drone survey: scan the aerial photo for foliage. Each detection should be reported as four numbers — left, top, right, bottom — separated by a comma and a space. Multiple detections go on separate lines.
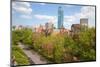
12, 30, 22, 45
32, 27, 96, 62
52, 34, 64, 63
12, 45, 30, 65
12, 28, 33, 45
12, 27, 96, 64
12, 28, 33, 65
78, 28, 96, 60
21, 28, 33, 45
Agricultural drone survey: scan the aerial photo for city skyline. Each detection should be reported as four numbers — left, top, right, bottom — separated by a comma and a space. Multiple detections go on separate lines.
12, 2, 96, 30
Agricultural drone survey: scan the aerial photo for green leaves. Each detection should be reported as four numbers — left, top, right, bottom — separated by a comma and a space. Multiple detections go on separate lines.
12, 28, 33, 65
12, 45, 30, 65
23, 29, 33, 45
12, 30, 22, 45
12, 27, 96, 64
12, 28, 33, 45
78, 27, 96, 60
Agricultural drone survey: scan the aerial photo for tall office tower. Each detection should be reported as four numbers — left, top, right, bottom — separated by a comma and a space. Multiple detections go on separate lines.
58, 6, 64, 29
80, 18, 88, 31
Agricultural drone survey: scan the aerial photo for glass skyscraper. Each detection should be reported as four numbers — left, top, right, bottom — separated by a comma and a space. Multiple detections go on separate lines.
58, 6, 64, 29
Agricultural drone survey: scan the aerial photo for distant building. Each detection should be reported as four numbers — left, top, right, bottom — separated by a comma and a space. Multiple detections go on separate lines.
58, 6, 64, 29
45, 22, 54, 36
71, 24, 80, 36
38, 25, 44, 33
35, 25, 44, 33
18, 25, 23, 30
71, 18, 88, 36
45, 22, 54, 30
13, 25, 23, 30
80, 18, 88, 31
60, 27, 70, 35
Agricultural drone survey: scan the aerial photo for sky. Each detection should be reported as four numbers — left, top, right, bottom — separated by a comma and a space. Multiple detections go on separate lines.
12, 1, 96, 29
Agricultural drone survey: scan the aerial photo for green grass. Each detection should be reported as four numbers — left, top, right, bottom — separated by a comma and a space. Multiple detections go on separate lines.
12, 45, 30, 65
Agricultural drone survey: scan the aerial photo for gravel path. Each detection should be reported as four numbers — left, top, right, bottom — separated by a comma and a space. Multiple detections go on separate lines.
18, 42, 48, 64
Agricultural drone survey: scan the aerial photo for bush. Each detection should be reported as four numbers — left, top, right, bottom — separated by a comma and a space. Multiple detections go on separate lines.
12, 30, 22, 45
78, 28, 96, 60
12, 27, 96, 64
12, 45, 30, 65
21, 28, 33, 45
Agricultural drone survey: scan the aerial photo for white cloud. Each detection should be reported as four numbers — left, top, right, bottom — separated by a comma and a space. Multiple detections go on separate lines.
20, 15, 32, 19
18, 2, 31, 7
12, 1, 33, 19
34, 14, 57, 26
64, 15, 76, 22
77, 6, 95, 27
12, 2, 32, 15
77, 6, 95, 19
34, 14, 56, 20
64, 6, 95, 28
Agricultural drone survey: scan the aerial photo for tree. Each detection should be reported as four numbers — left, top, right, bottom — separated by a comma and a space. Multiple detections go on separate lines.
78, 27, 96, 60
12, 30, 23, 45
22, 28, 33, 45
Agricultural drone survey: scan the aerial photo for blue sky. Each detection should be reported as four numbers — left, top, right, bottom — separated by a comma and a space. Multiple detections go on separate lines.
12, 2, 95, 29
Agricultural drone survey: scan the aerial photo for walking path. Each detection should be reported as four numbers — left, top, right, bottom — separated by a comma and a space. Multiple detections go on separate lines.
18, 42, 48, 64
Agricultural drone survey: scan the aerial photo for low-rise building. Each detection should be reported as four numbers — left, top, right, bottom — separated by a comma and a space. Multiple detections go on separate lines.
71, 24, 80, 37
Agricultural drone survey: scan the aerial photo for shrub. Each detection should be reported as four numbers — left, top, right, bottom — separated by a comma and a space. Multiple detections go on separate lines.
12, 45, 30, 65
